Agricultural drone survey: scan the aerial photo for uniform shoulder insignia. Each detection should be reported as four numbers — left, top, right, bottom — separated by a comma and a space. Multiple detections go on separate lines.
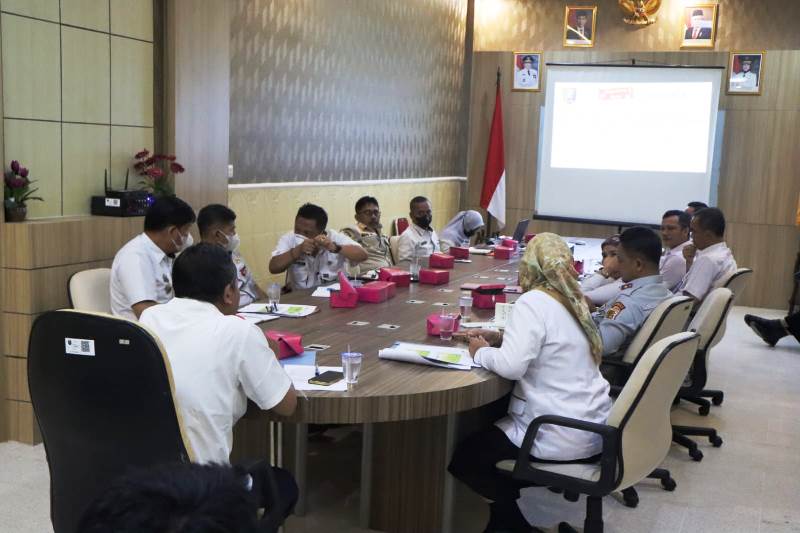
620, 283, 633, 290
605, 301, 626, 320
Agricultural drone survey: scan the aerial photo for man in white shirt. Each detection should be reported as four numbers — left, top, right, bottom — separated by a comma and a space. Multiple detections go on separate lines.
659, 209, 692, 291
678, 207, 737, 305
198, 204, 266, 307
110, 196, 196, 320
269, 203, 367, 289
514, 55, 538, 89
396, 196, 441, 263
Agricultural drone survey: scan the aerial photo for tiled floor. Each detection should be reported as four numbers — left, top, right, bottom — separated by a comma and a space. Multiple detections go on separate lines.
2, 306, 799, 532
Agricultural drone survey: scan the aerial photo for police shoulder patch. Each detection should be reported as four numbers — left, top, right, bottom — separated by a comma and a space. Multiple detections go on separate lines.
620, 283, 633, 290
605, 301, 626, 320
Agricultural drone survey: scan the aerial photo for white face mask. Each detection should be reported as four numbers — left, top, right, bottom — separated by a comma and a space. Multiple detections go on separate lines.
173, 231, 193, 253
220, 231, 240, 253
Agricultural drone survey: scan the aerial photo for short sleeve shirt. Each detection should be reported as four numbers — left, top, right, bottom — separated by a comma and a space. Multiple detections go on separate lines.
232, 252, 259, 307
678, 242, 737, 301
140, 298, 292, 464
271, 229, 359, 289
659, 240, 690, 292
110, 233, 174, 321
396, 224, 441, 263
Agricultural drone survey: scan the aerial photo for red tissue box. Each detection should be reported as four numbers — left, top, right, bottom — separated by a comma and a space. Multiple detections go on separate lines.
419, 268, 450, 285
426, 313, 461, 336
356, 281, 397, 303
265, 330, 304, 360
378, 267, 411, 288
494, 246, 513, 260
524, 233, 536, 243
573, 260, 584, 275
429, 253, 455, 269
449, 246, 469, 259
501, 238, 518, 250
330, 289, 358, 308
472, 284, 507, 309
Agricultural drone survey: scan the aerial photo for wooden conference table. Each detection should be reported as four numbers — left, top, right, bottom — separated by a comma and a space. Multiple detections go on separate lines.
245, 253, 522, 533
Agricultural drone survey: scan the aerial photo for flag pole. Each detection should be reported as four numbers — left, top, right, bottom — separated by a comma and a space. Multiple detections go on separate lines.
485, 67, 501, 243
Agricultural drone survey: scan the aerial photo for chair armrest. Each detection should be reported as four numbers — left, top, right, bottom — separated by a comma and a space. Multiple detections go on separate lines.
512, 414, 619, 496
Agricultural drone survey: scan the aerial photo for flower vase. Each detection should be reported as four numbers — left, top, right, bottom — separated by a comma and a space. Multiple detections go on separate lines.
4, 204, 27, 222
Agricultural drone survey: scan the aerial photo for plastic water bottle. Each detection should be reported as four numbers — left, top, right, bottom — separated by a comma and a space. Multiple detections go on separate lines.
410, 242, 422, 280
459, 291, 473, 321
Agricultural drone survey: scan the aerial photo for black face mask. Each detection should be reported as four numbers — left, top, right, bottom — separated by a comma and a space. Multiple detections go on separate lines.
414, 216, 432, 229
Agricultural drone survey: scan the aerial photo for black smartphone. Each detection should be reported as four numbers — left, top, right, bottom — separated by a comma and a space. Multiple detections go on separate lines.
308, 370, 344, 386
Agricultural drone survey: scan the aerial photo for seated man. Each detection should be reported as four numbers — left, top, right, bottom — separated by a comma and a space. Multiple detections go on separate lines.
685, 201, 708, 216
198, 204, 266, 307
676, 207, 737, 305
79, 462, 297, 533
396, 196, 441, 262
594, 226, 672, 359
110, 196, 196, 320
340, 196, 393, 274
140, 243, 297, 464
269, 203, 367, 289
659, 209, 692, 291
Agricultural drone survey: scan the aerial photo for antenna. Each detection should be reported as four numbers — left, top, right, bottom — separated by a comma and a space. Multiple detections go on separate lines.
124, 168, 130, 191
104, 168, 109, 193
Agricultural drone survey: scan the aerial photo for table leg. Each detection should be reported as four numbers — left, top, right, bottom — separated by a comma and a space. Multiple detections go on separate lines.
359, 423, 374, 528
441, 413, 457, 533
294, 423, 308, 516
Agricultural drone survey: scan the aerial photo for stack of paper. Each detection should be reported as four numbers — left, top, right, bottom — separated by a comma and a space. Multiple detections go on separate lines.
311, 283, 340, 298
378, 342, 479, 370
282, 365, 348, 391
469, 247, 492, 255
238, 303, 318, 318
237, 313, 280, 326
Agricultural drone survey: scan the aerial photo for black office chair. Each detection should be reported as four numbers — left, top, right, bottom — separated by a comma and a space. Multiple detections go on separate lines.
28, 310, 287, 533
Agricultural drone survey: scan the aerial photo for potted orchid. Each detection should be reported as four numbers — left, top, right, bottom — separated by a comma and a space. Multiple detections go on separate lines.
4, 160, 43, 222
133, 149, 185, 198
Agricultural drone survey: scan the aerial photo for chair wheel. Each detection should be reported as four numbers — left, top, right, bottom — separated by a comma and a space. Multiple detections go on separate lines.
623, 492, 639, 508
710, 435, 723, 447
711, 394, 723, 406
698, 404, 710, 416
661, 477, 677, 491
689, 448, 704, 461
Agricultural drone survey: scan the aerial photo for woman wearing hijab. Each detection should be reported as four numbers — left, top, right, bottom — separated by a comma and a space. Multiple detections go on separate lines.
449, 233, 611, 533
438, 210, 485, 253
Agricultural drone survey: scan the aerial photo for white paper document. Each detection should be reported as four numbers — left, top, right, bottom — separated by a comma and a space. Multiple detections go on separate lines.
283, 365, 348, 391
236, 313, 281, 326
378, 342, 479, 370
469, 247, 492, 255
311, 283, 340, 298
238, 303, 318, 318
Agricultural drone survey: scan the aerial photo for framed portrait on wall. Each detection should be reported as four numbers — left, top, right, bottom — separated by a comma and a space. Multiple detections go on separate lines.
512, 52, 542, 92
728, 51, 764, 95
680, 4, 718, 49
563, 6, 596, 48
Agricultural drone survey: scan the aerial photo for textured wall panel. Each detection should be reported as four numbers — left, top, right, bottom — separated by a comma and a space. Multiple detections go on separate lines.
474, 0, 800, 52
230, 0, 468, 183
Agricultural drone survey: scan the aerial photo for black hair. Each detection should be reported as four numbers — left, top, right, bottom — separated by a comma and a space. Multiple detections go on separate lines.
144, 196, 196, 232
687, 201, 708, 211
576, 10, 590, 17
296, 203, 328, 231
601, 234, 621, 249
355, 196, 379, 212
172, 243, 237, 303
78, 462, 259, 533
693, 207, 726, 237
662, 209, 692, 229
409, 196, 430, 210
619, 226, 662, 266
197, 204, 236, 237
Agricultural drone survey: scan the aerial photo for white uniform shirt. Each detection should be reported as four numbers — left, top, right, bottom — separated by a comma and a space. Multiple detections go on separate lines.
583, 278, 624, 306
110, 233, 174, 321
515, 68, 538, 88
271, 229, 358, 289
396, 224, 441, 263
233, 252, 259, 307
730, 71, 757, 90
678, 242, 737, 301
474, 290, 612, 460
660, 240, 690, 292
140, 298, 291, 464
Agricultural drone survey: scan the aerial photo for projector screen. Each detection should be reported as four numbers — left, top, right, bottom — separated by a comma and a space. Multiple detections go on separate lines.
536, 65, 723, 226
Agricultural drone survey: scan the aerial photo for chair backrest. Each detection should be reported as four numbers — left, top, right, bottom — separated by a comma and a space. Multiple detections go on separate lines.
607, 332, 700, 490
68, 268, 112, 313
389, 235, 401, 263
721, 267, 753, 304
688, 287, 734, 353
28, 310, 193, 533
621, 296, 693, 364
393, 217, 409, 236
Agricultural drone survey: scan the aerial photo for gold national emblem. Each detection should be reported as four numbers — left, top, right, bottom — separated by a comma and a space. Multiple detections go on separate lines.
606, 302, 626, 319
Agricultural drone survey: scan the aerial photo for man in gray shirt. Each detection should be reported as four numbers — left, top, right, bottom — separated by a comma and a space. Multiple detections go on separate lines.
594, 226, 673, 359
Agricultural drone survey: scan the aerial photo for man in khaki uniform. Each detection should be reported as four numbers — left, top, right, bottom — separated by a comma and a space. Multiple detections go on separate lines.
341, 196, 394, 275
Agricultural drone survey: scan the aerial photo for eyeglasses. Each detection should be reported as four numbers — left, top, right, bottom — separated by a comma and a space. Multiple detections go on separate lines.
358, 209, 381, 216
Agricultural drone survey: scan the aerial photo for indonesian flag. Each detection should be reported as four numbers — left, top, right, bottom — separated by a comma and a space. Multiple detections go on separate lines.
480, 82, 506, 228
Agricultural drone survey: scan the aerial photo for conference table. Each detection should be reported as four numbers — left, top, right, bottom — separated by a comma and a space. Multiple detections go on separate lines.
241, 238, 604, 533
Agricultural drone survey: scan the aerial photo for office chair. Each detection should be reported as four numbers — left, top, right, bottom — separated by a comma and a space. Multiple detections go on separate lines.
389, 235, 401, 264
497, 332, 700, 533
393, 217, 409, 236
672, 287, 734, 461
28, 310, 288, 533
601, 295, 694, 387
67, 268, 112, 313
721, 267, 753, 304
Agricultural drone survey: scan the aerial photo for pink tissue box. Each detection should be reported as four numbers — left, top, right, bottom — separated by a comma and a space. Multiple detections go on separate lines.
378, 267, 411, 288
419, 268, 450, 285
330, 289, 359, 308
265, 330, 304, 360
501, 238, 518, 250
429, 253, 455, 269
494, 246, 513, 260
472, 284, 507, 309
449, 246, 469, 259
426, 313, 461, 336
524, 233, 536, 243
356, 281, 397, 303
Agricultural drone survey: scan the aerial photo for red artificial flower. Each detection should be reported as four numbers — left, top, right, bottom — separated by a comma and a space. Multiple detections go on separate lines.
170, 162, 185, 173
167, 155, 177, 161
135, 149, 150, 159
134, 161, 145, 170
145, 157, 156, 166
147, 167, 165, 179
5, 175, 26, 188
18, 167, 29, 178
10, 160, 20, 174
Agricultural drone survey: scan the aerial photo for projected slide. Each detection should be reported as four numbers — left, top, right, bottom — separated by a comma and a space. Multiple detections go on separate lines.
551, 81, 713, 173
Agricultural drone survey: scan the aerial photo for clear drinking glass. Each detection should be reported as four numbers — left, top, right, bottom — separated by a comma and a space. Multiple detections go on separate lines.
341, 351, 363, 387
267, 282, 281, 311
439, 314, 456, 341
459, 291, 473, 321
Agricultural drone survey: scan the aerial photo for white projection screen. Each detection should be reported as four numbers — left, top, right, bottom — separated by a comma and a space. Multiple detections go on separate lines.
536, 64, 723, 225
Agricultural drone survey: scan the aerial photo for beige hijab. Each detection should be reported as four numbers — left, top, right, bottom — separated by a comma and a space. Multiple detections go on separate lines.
519, 233, 603, 363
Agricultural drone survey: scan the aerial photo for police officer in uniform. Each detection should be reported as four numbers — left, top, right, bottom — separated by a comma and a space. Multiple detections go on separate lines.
341, 196, 394, 274
514, 55, 538, 89
593, 226, 672, 359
